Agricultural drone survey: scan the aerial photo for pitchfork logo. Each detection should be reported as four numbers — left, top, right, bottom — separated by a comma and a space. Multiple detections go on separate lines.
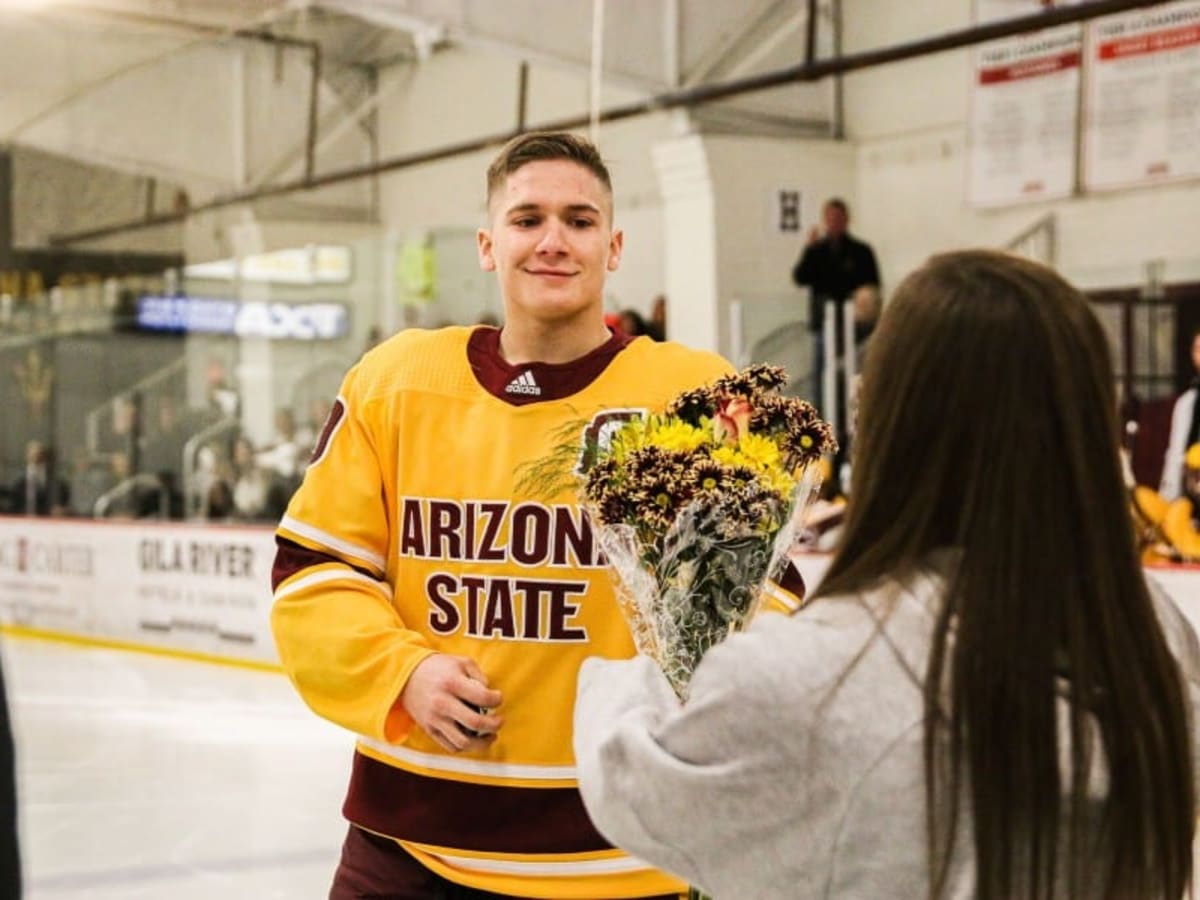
574, 408, 647, 476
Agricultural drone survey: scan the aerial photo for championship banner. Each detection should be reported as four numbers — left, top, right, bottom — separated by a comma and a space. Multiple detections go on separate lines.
1083, 0, 1200, 190
0, 517, 278, 665
968, 1, 1087, 207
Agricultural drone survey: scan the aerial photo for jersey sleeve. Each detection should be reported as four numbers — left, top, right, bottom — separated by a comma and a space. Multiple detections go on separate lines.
271, 362, 434, 743
759, 557, 806, 616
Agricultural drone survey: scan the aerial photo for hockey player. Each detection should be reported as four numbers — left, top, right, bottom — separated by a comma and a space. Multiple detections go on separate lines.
270, 131, 736, 899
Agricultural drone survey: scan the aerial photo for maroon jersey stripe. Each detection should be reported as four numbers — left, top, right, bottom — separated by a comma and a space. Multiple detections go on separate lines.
272, 537, 378, 591
343, 750, 610, 854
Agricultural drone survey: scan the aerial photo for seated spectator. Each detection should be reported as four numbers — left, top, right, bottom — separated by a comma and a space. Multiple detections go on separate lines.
10, 440, 70, 516
141, 394, 189, 480
231, 435, 288, 523
68, 448, 112, 518
97, 394, 143, 470
205, 478, 236, 522
142, 470, 185, 520
256, 408, 305, 486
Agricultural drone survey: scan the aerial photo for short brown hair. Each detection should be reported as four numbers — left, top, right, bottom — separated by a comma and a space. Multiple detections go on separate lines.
486, 131, 613, 204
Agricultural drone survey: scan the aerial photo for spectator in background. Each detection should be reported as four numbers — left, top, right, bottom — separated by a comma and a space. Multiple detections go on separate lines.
204, 359, 240, 421
617, 308, 650, 338
97, 394, 142, 473
256, 408, 305, 489
145, 470, 185, 520
141, 394, 189, 483
1161, 325, 1200, 500
793, 197, 880, 457
92, 450, 147, 519
617, 308, 664, 342
206, 478, 236, 522
230, 435, 288, 523
650, 294, 667, 340
10, 440, 70, 516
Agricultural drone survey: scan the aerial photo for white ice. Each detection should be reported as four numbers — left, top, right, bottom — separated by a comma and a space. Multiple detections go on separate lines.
3, 635, 352, 899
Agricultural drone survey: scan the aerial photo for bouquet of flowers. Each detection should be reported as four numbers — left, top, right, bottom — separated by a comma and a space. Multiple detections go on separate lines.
578, 364, 836, 698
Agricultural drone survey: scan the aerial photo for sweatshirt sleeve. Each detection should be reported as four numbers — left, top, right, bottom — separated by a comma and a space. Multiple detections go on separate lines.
573, 624, 843, 897
271, 363, 434, 743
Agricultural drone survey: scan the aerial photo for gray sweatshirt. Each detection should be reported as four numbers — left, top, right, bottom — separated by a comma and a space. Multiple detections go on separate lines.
573, 570, 1200, 899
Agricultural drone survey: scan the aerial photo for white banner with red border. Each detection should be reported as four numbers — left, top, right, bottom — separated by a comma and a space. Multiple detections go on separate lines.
968, 1, 1086, 207
1083, 1, 1200, 190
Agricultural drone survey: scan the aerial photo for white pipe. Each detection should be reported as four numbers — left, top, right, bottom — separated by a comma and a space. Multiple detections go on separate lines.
822, 298, 838, 442
729, 299, 744, 366
663, 0, 681, 87
841, 299, 856, 440
233, 48, 247, 187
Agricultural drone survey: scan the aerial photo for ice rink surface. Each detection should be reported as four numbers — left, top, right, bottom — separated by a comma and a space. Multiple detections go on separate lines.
3, 635, 352, 899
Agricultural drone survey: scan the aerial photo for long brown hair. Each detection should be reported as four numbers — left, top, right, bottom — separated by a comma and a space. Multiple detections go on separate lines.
815, 250, 1193, 899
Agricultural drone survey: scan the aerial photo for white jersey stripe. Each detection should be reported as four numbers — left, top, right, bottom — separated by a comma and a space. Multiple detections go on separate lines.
275, 567, 392, 602
279, 514, 388, 572
428, 851, 657, 877
358, 737, 577, 782
764, 580, 802, 612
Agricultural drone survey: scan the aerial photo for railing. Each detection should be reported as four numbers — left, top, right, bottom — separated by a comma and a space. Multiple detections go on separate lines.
84, 356, 187, 455
181, 416, 240, 519
1005, 213, 1057, 267
93, 473, 163, 518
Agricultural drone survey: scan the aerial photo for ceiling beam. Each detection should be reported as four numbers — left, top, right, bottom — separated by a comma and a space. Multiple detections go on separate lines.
50, 0, 1170, 246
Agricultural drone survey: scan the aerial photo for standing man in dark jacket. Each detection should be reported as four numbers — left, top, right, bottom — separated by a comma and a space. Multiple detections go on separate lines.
793, 197, 880, 345
792, 197, 880, 450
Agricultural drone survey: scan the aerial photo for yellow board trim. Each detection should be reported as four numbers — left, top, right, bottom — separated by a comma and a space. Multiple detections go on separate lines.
0, 624, 284, 674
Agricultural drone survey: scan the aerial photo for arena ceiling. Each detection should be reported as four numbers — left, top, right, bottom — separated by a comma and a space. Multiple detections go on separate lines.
0, 0, 836, 191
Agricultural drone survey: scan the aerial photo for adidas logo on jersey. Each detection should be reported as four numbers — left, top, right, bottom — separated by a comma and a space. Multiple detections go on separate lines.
505, 371, 542, 396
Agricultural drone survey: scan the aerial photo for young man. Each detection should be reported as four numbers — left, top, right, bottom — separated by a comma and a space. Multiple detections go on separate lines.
270, 132, 733, 899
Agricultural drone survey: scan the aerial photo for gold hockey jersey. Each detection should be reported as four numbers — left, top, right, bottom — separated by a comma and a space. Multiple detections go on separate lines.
271, 326, 735, 898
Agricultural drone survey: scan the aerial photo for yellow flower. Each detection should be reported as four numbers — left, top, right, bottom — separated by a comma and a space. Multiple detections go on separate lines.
648, 419, 710, 453
711, 445, 750, 470
610, 419, 648, 462
736, 433, 782, 471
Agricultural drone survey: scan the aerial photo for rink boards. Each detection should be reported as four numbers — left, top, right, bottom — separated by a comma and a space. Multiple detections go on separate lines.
0, 515, 279, 668
4, 514, 1200, 668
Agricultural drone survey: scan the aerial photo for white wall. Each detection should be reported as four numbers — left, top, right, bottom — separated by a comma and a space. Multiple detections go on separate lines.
842, 0, 1200, 293
708, 135, 857, 357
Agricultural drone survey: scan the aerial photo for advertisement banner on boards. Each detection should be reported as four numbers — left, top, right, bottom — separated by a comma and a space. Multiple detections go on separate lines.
0, 517, 278, 665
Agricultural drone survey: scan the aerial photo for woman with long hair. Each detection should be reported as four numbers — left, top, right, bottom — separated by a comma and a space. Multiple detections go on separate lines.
573, 249, 1200, 899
